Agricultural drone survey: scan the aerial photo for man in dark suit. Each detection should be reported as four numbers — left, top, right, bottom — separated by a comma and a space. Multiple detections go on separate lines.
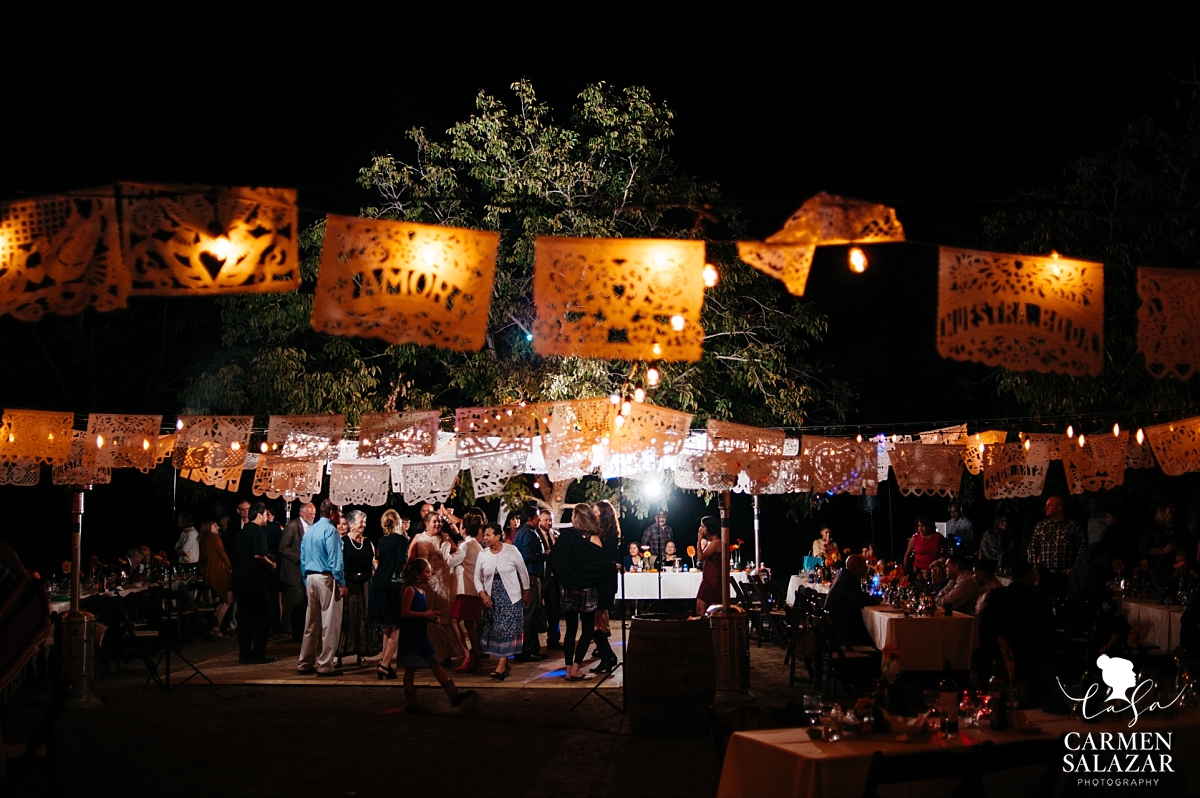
263, 505, 285, 635
823, 554, 881, 647
514, 507, 547, 661
231, 503, 277, 664
278, 502, 315, 642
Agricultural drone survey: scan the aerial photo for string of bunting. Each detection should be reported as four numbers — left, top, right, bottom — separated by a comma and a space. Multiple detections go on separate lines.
6, 186, 1199, 379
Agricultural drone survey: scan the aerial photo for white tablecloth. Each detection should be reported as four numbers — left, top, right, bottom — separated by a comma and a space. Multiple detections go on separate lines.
49, 583, 151, 615
619, 571, 749, 600
717, 709, 1200, 798
1118, 598, 1185, 651
861, 605, 977, 671
786, 575, 831, 605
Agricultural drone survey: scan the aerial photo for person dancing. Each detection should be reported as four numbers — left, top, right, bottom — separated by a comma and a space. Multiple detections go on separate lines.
397, 558, 475, 713
550, 504, 613, 681
475, 522, 529, 680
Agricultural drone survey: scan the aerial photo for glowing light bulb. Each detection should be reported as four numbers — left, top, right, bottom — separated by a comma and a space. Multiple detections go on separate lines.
1024, 439, 1031, 451
506, 409, 513, 416
532, 481, 540, 490
646, 367, 660, 387
1078, 434, 1086, 448
47, 433, 53, 442
634, 387, 645, 402
525, 333, 534, 341
978, 443, 985, 453
1113, 423, 1120, 438
652, 343, 662, 357
96, 435, 105, 448
261, 442, 269, 453
1136, 428, 1145, 445
176, 418, 184, 431
614, 415, 625, 428
849, 247, 867, 273
621, 401, 632, 416
212, 236, 233, 260
670, 315, 686, 331
143, 439, 151, 451
610, 393, 621, 405
1066, 425, 1074, 439
855, 434, 863, 443
231, 441, 241, 451
6, 433, 13, 444
645, 481, 662, 498
420, 244, 439, 266
702, 263, 719, 288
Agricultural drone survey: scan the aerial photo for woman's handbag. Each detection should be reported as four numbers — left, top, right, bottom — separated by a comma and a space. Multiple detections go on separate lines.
560, 585, 598, 613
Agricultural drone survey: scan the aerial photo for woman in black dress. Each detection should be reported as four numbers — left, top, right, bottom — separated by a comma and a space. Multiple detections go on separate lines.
549, 503, 613, 681
590, 500, 621, 674
370, 508, 410, 679
338, 510, 378, 667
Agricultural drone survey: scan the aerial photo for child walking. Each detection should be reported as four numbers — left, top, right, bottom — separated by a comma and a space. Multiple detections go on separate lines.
399, 558, 476, 713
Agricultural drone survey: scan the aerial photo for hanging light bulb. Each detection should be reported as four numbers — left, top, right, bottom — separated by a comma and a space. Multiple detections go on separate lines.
176, 418, 184, 431
1024, 439, 1031, 451
96, 435, 105, 449
1112, 422, 1120, 438
1066, 424, 1074, 439
646, 366, 660, 388
212, 235, 233, 261
614, 414, 625, 428
231, 441, 241, 451
670, 315, 686, 331
634, 386, 645, 403
855, 434, 863, 443
532, 481, 540, 490
652, 343, 662, 357
702, 263, 719, 288
1136, 428, 1145, 445
621, 401, 632, 417
142, 439, 151, 451
7, 433, 13, 444
849, 247, 868, 273
609, 393, 621, 405
260, 442, 269, 453
1078, 434, 1086, 448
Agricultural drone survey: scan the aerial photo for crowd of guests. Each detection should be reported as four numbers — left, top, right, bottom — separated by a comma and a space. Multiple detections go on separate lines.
817, 494, 1200, 707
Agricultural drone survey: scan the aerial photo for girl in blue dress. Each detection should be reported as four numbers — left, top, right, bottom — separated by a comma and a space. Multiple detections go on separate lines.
399, 558, 475, 713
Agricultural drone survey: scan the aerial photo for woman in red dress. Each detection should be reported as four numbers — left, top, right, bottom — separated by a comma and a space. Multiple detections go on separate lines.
903, 515, 941, 574
694, 516, 723, 616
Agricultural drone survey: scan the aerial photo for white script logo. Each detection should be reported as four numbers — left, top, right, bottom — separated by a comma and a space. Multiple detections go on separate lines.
1059, 655, 1189, 728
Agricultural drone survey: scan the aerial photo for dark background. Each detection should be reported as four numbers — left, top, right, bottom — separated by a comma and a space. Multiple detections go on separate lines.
2, 12, 1196, 574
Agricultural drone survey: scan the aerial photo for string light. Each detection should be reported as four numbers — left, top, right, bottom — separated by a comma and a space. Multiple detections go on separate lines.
652, 343, 662, 357
1112, 422, 1120, 438
176, 418, 184, 431
855, 434, 863, 443
532, 480, 540, 490
702, 263, 719, 288
261, 442, 269, 453
633, 386, 645, 403
609, 393, 621, 405
646, 366, 660, 388
1066, 424, 1074, 438
849, 247, 868, 273
670, 315, 686, 331
142, 439, 151, 451
212, 236, 233, 261
96, 435, 104, 448
231, 442, 241, 451
1024, 439, 1031, 451
614, 414, 625, 427
621, 401, 632, 417
1078, 434, 1086, 448
1136, 428, 1145, 445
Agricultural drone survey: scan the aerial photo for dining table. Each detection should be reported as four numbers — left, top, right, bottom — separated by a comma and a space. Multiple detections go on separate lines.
1116, 598, 1186, 651
618, 570, 751, 601
718, 706, 1200, 798
861, 604, 978, 671
787, 574, 831, 605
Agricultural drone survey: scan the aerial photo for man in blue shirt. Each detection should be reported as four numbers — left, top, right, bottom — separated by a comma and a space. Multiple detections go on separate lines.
513, 507, 547, 661
297, 500, 347, 676
945, 503, 975, 551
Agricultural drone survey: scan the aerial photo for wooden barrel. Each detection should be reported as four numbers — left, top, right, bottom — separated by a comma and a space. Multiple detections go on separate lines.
624, 613, 716, 736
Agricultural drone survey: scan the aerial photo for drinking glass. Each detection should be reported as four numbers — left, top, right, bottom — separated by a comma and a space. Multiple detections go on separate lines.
922, 689, 940, 717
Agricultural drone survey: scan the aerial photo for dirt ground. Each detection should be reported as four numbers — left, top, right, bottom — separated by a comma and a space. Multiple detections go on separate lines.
5, 622, 804, 798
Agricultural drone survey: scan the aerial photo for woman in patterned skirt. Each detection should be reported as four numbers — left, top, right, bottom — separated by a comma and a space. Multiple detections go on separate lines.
337, 509, 378, 667
474, 522, 530, 680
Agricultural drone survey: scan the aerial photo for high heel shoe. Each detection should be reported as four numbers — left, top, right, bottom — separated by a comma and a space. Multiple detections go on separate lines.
489, 670, 509, 681
453, 654, 476, 673
377, 666, 397, 681
590, 656, 618, 674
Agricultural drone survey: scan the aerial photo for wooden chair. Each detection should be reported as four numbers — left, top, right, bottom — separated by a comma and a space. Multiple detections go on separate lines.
786, 589, 821, 688
861, 744, 987, 798
730, 579, 766, 645
750, 575, 790, 649
815, 615, 877, 697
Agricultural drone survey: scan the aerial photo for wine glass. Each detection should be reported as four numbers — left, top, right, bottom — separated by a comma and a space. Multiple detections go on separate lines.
922, 689, 940, 717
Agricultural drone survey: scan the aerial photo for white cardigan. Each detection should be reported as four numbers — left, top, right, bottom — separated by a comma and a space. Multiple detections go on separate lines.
474, 543, 530, 602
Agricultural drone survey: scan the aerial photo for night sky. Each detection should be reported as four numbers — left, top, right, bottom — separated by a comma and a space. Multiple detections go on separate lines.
3, 14, 1196, 570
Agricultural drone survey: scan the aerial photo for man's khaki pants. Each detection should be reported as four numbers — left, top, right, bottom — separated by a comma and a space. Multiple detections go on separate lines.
298, 574, 342, 673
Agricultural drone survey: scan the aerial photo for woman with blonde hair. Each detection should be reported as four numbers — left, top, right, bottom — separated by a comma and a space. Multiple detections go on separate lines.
408, 510, 467, 665
549, 503, 612, 680
370, 508, 410, 678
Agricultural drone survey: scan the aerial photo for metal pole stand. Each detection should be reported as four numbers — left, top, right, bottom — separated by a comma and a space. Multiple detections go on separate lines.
571, 567, 627, 713
62, 488, 101, 708
141, 565, 217, 695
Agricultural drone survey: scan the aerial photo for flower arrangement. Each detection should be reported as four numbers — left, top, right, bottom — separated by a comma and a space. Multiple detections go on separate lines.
686, 545, 696, 558
824, 547, 841, 565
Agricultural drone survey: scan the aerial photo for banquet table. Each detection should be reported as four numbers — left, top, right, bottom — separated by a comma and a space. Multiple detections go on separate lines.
861, 605, 977, 671
1117, 598, 1185, 651
48, 583, 151, 615
619, 570, 750, 601
717, 707, 1200, 798
787, 574, 831, 605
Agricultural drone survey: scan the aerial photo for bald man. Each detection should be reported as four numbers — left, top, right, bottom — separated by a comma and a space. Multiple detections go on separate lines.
279, 502, 316, 641
823, 554, 881, 648
1026, 496, 1085, 598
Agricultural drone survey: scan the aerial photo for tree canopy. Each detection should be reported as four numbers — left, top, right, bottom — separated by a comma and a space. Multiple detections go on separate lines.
181, 80, 853, 512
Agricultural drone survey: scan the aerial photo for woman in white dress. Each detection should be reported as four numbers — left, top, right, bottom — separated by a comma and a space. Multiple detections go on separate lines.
407, 510, 467, 665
